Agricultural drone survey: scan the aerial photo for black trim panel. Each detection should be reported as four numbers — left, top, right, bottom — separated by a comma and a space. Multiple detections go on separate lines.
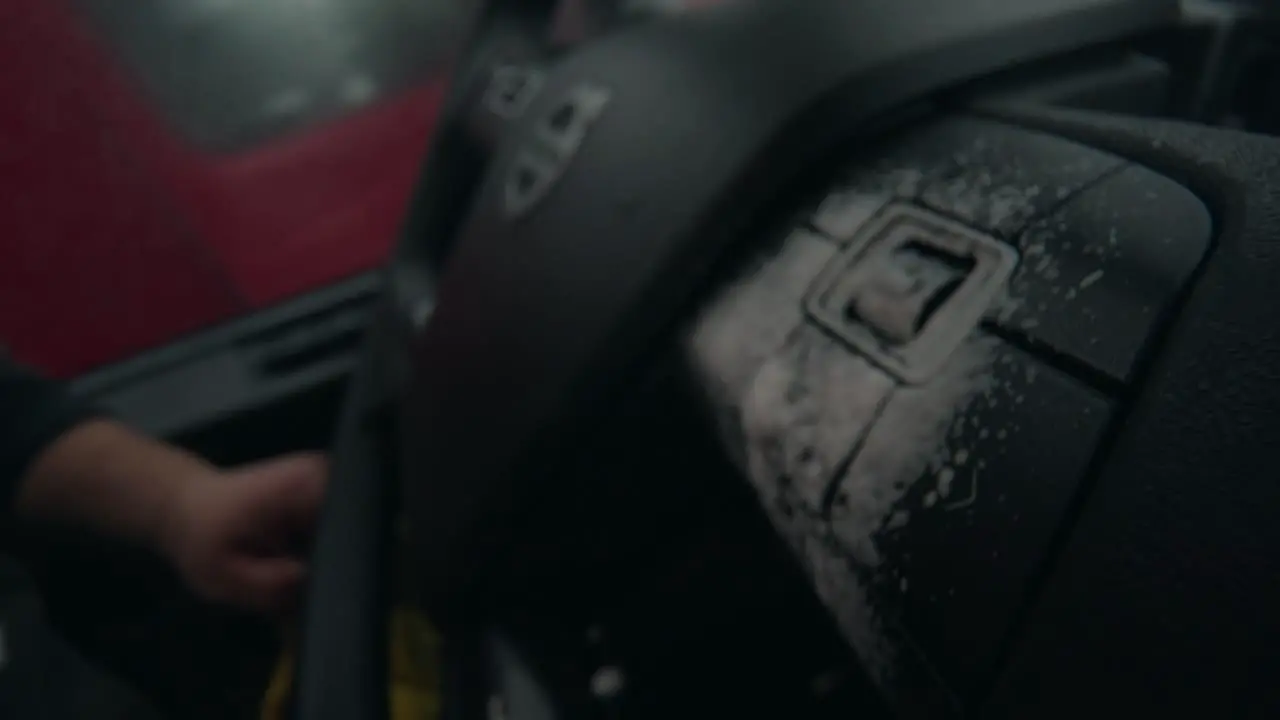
72, 273, 381, 439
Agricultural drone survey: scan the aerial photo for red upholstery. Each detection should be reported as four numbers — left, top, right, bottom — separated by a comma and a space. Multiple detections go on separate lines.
0, 0, 446, 377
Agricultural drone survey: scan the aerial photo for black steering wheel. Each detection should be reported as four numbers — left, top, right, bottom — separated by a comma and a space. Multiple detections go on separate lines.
297, 1, 1280, 718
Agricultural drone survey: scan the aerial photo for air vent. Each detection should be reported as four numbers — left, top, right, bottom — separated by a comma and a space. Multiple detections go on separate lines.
237, 293, 375, 378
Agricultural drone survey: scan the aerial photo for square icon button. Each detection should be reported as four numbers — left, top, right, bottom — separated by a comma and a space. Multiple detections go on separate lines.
806, 205, 1017, 384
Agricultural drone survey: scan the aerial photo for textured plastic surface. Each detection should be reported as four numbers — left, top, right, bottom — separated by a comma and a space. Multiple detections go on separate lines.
868, 341, 1110, 702
977, 52, 1172, 115
971, 104, 1280, 717
401, 0, 1176, 620
675, 100, 1240, 714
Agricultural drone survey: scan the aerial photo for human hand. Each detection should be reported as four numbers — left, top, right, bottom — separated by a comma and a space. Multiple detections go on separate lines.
160, 453, 328, 615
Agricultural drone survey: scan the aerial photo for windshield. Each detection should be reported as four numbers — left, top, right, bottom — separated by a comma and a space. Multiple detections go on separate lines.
75, 0, 470, 152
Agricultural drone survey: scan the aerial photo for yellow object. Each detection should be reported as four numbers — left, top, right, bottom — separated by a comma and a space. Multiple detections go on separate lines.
261, 607, 443, 720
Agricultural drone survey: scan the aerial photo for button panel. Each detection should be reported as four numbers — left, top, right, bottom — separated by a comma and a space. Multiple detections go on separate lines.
484, 64, 546, 120
688, 215, 1107, 716
685, 116, 1199, 717
503, 83, 612, 218
912, 120, 1124, 239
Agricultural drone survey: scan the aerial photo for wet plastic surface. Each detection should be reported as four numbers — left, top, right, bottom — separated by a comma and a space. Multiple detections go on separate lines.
993, 163, 1213, 383
683, 112, 1204, 714
686, 212, 1113, 713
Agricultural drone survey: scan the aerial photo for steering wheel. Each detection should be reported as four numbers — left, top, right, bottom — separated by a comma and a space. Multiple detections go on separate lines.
297, 1, 1280, 718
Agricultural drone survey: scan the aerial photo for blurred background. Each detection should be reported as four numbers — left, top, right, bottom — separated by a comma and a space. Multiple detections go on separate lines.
0, 2, 709, 718
0, 0, 739, 377
0, 0, 468, 378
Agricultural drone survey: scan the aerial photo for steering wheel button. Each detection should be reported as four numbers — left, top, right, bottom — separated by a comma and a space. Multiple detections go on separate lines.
826, 336, 1112, 703
811, 190, 889, 241
504, 149, 561, 217
741, 325, 895, 514
992, 164, 1213, 383
807, 205, 1017, 384
846, 270, 924, 345
534, 84, 612, 158
485, 65, 546, 120
912, 118, 1124, 238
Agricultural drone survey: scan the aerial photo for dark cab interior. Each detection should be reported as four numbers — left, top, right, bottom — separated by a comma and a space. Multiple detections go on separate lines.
13, 1, 1280, 718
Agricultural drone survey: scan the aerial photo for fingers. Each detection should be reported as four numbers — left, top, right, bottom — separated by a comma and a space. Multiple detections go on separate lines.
181, 453, 329, 615
226, 557, 308, 615
244, 453, 328, 524
239, 453, 328, 493
235, 456, 326, 613
235, 452, 327, 484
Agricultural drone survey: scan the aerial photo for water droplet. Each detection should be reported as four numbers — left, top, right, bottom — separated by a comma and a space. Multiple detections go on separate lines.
1079, 269, 1104, 289
886, 510, 910, 530
591, 667, 626, 698
937, 468, 956, 497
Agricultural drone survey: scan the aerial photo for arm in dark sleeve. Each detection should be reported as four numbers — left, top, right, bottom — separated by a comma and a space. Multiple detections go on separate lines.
0, 358, 162, 719
0, 353, 98, 517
